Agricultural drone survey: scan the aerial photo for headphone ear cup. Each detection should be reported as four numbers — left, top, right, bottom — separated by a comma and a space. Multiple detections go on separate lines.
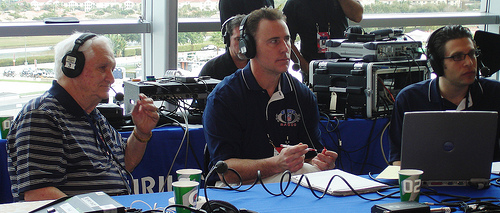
62, 50, 85, 78
428, 54, 443, 76
62, 33, 96, 78
201, 200, 239, 213
239, 33, 256, 59
344, 26, 374, 42
347, 26, 363, 34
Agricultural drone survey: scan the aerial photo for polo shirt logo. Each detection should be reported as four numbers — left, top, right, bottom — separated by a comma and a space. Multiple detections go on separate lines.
276, 109, 300, 127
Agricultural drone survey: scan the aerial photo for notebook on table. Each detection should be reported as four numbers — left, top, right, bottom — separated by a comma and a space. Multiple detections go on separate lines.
291, 169, 388, 196
400, 111, 498, 188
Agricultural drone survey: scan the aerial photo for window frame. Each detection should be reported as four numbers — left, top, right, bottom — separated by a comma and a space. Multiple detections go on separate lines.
0, 0, 498, 79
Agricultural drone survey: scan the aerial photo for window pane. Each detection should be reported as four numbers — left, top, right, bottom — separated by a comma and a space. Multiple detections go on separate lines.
0, 0, 142, 22
0, 34, 142, 117
360, 0, 481, 14
177, 0, 220, 76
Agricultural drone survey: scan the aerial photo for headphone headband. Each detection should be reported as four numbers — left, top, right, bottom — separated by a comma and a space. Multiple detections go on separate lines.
239, 14, 249, 34
73, 33, 96, 51
222, 16, 236, 45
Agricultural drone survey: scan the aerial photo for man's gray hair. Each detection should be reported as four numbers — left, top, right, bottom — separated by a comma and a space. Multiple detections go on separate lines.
53, 32, 113, 79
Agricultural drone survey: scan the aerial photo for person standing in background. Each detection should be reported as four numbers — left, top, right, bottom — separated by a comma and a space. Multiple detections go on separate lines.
283, 0, 363, 81
219, 0, 274, 27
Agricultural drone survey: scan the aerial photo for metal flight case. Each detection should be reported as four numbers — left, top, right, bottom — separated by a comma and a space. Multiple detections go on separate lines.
309, 59, 429, 118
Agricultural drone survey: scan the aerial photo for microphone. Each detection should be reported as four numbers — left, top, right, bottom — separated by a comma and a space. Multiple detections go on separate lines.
110, 87, 124, 104
291, 48, 301, 71
202, 161, 238, 213
214, 160, 228, 174
479, 60, 491, 77
292, 62, 300, 71
480, 66, 491, 77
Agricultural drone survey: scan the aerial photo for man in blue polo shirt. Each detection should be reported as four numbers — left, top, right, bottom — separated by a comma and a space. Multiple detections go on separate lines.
6, 33, 159, 201
389, 25, 500, 165
203, 8, 337, 185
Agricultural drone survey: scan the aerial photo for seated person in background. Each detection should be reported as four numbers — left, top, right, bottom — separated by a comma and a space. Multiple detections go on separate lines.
6, 32, 159, 201
203, 7, 337, 185
389, 25, 500, 166
199, 14, 249, 80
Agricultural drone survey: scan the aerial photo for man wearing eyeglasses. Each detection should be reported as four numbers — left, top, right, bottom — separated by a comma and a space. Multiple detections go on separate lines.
388, 25, 500, 165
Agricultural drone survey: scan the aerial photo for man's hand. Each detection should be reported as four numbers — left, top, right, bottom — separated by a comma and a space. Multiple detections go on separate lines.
131, 93, 159, 136
310, 148, 338, 171
276, 143, 310, 173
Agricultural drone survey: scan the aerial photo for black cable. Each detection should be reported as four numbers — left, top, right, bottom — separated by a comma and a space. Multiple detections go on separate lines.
319, 112, 340, 133
145, 77, 216, 193
360, 118, 377, 174
164, 204, 207, 213
318, 115, 344, 169
491, 177, 500, 187
209, 166, 394, 201
157, 112, 187, 192
323, 118, 388, 174
155, 110, 204, 193
367, 172, 397, 186
186, 137, 204, 174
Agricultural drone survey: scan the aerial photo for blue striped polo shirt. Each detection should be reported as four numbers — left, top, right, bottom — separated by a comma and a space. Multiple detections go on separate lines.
6, 80, 129, 201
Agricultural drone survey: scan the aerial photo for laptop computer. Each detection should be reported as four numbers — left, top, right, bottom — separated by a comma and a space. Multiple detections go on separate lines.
400, 110, 498, 188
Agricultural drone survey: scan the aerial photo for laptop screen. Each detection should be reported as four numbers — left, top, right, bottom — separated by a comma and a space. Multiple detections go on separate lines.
400, 111, 497, 187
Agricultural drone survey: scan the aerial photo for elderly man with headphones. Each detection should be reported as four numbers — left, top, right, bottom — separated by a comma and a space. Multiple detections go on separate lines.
203, 7, 338, 186
6, 32, 159, 201
388, 25, 500, 166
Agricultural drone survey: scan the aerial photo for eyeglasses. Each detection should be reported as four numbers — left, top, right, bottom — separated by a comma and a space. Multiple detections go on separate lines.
443, 50, 480, 61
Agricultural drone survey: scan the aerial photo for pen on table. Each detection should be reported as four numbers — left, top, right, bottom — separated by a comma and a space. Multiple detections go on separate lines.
280, 144, 317, 152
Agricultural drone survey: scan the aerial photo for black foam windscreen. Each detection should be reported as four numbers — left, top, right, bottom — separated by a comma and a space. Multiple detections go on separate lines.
214, 161, 228, 174
202, 161, 239, 213
110, 87, 124, 102
474, 30, 500, 77
480, 65, 492, 77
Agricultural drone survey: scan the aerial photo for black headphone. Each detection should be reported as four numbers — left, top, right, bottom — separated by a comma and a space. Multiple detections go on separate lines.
344, 26, 374, 42
62, 33, 97, 78
238, 14, 256, 59
222, 16, 236, 45
427, 26, 446, 76
201, 200, 240, 213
